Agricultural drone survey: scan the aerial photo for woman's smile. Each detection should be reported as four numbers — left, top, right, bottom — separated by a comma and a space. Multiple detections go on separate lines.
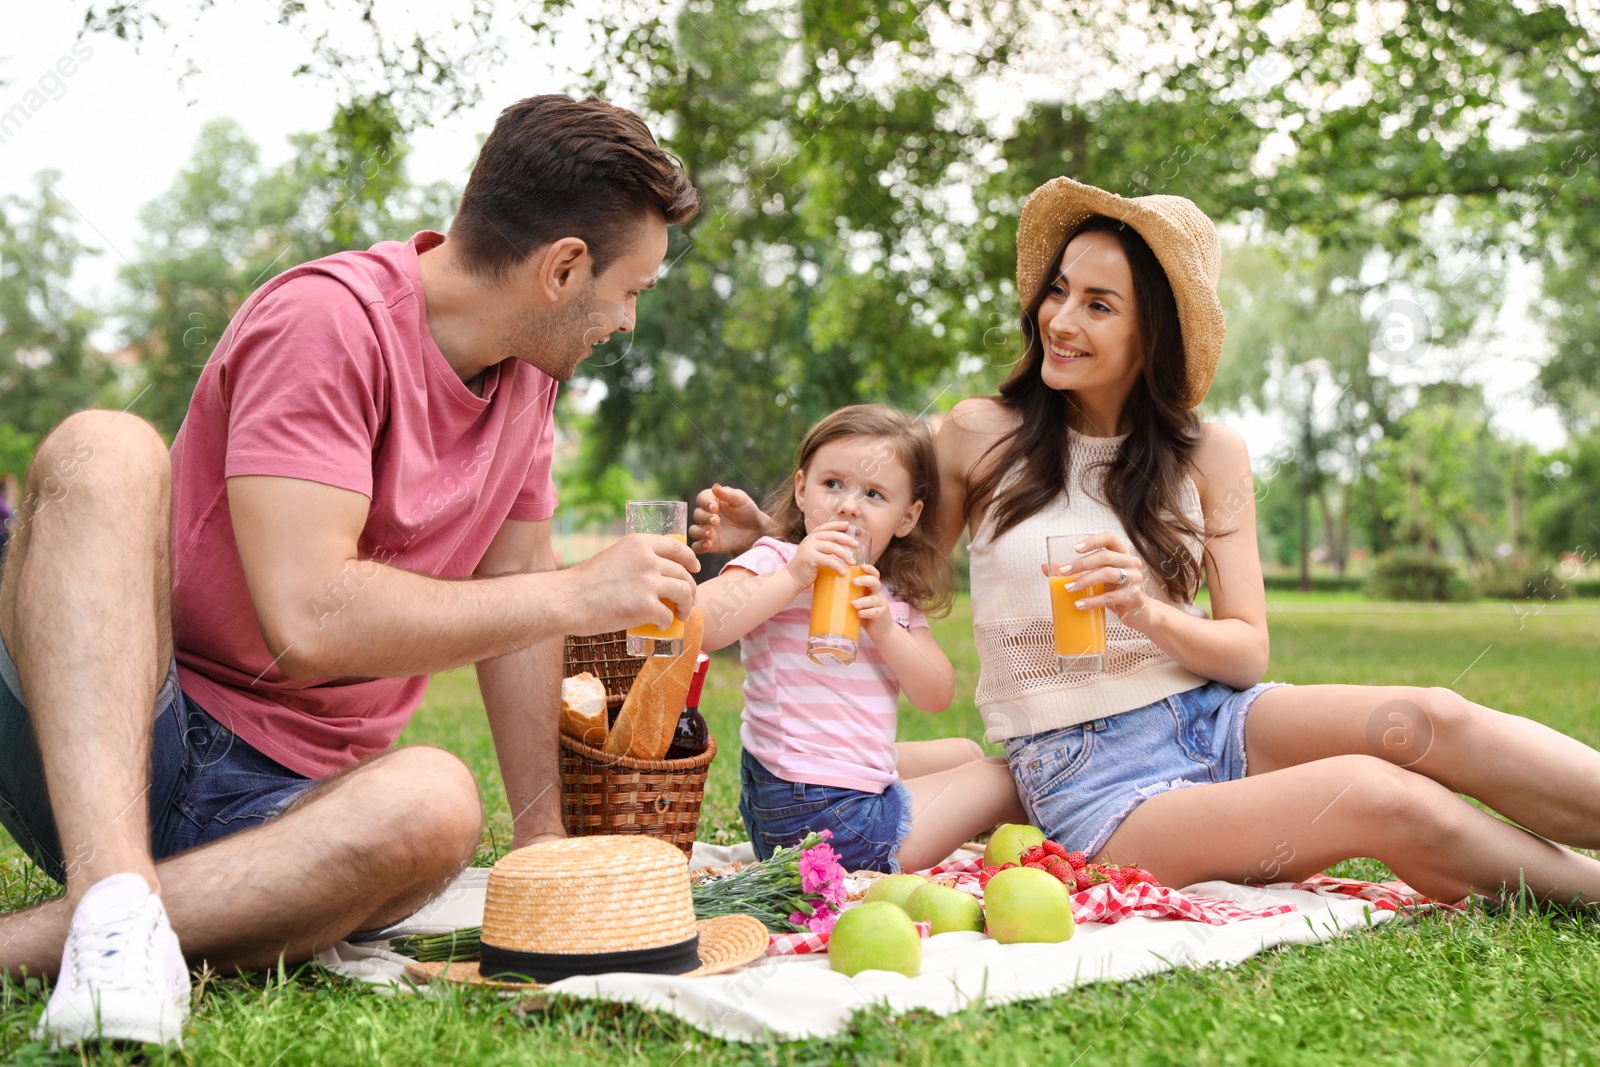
1046, 341, 1092, 364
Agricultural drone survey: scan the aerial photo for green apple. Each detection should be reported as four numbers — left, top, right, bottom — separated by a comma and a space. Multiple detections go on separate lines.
903, 883, 985, 935
983, 866, 1075, 944
983, 823, 1047, 868
862, 874, 928, 911
828, 902, 922, 978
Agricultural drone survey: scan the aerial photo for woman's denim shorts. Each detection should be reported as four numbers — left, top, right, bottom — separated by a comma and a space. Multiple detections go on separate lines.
1003, 680, 1288, 859
738, 748, 914, 873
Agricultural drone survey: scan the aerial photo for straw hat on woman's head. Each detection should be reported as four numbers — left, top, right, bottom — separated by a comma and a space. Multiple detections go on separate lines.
1016, 177, 1225, 409
408, 835, 768, 989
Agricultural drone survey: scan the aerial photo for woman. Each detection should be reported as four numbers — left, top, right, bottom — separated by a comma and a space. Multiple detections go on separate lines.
693, 176, 1600, 904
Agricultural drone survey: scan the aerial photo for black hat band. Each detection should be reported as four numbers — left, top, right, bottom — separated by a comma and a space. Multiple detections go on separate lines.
478, 933, 702, 984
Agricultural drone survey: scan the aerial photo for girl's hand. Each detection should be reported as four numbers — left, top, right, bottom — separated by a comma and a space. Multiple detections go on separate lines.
851, 564, 893, 637
690, 483, 767, 555
1041, 531, 1152, 626
785, 521, 859, 588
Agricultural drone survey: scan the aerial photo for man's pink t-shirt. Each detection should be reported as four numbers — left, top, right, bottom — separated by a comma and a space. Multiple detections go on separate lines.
724, 538, 928, 793
169, 231, 559, 778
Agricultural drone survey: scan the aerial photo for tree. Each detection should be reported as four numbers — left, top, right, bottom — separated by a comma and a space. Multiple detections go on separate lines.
118, 101, 455, 436
0, 173, 109, 459
70, 0, 1600, 550
1367, 384, 1514, 563
576, 0, 1021, 502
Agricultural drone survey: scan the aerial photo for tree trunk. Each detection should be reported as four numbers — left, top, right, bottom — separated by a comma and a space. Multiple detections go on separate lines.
1454, 517, 1481, 566
1316, 482, 1347, 577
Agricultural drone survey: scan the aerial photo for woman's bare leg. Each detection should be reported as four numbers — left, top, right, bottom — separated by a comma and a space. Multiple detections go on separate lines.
1095, 754, 1600, 905
1246, 684, 1600, 848
895, 748, 1028, 873
895, 737, 988, 779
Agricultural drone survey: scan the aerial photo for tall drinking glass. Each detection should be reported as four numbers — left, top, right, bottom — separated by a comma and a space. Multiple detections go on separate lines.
1046, 534, 1107, 673
626, 500, 688, 658
807, 525, 872, 666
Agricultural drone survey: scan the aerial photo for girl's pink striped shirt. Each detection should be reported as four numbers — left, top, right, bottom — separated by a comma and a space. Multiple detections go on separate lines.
722, 538, 928, 792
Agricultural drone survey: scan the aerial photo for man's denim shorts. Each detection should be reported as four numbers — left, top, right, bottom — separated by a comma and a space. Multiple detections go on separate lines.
1003, 680, 1288, 859
738, 748, 914, 873
0, 626, 316, 884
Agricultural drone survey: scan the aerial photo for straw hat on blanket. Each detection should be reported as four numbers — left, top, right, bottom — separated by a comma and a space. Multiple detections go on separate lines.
1016, 176, 1225, 409
407, 836, 767, 989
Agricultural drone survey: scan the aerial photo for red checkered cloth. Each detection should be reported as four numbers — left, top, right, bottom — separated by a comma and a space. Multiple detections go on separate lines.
921, 855, 1298, 926
766, 920, 931, 957
1291, 874, 1469, 912
763, 856, 1308, 954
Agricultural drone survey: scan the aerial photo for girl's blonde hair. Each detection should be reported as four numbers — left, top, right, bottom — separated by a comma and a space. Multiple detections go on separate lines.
765, 404, 955, 617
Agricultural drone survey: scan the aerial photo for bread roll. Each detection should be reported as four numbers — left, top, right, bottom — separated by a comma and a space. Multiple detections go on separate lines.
605, 607, 704, 761
560, 672, 609, 747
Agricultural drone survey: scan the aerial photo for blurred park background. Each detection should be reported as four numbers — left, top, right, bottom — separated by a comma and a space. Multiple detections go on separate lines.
2, 0, 1598, 603
6, 6, 1600, 1060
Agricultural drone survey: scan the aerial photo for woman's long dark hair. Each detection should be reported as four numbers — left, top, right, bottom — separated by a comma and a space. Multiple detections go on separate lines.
965, 216, 1207, 603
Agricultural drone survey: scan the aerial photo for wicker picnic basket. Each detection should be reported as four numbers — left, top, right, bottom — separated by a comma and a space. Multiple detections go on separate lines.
559, 630, 716, 858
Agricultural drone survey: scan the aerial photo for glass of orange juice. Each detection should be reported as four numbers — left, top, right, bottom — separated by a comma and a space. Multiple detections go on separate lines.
1046, 534, 1106, 673
625, 500, 688, 657
807, 525, 872, 666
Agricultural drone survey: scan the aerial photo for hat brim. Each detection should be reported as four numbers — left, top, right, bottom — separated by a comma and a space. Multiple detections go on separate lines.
405, 914, 770, 990
1016, 177, 1225, 409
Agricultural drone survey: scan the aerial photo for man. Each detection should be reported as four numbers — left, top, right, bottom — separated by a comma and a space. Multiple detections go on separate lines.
0, 94, 700, 1048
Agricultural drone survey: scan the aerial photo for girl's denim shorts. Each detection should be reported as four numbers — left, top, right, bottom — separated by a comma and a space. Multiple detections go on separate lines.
1003, 680, 1287, 859
738, 748, 914, 873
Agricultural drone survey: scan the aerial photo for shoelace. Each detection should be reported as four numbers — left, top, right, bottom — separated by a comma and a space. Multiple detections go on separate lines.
66, 901, 160, 996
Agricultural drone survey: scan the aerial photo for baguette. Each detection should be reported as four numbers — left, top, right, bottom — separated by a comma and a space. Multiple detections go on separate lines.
605, 607, 704, 761
559, 672, 609, 747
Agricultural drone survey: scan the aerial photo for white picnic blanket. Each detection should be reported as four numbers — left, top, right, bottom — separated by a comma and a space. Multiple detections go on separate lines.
316, 842, 1400, 1042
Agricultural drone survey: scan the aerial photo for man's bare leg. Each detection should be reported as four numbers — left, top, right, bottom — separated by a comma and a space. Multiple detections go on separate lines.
1, 744, 483, 977
0, 409, 173, 905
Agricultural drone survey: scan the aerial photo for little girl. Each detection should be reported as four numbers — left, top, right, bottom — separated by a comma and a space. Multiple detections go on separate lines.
698, 404, 1026, 873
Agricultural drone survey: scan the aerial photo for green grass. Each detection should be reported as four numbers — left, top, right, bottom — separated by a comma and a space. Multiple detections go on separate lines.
5, 596, 1600, 1063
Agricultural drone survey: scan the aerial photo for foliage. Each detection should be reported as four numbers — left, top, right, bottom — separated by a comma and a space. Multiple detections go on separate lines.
1366, 385, 1515, 562
1365, 548, 1468, 602
1527, 432, 1600, 561
0, 173, 110, 457
573, 0, 1023, 503
39, 0, 1600, 556
117, 101, 455, 436
1477, 558, 1573, 603
0, 426, 39, 484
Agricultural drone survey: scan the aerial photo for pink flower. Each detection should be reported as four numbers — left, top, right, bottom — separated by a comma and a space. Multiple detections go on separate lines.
790, 907, 839, 935
799, 842, 842, 893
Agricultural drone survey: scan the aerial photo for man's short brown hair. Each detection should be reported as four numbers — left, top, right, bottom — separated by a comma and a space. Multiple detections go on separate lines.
450, 95, 700, 281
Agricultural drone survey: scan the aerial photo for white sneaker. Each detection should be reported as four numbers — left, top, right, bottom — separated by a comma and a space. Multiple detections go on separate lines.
33, 872, 190, 1048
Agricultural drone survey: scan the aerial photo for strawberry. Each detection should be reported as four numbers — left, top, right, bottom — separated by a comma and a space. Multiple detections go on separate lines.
1041, 840, 1068, 859
1066, 851, 1087, 870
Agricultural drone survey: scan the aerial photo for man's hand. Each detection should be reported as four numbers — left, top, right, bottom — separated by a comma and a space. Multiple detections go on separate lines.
690, 483, 770, 555
558, 533, 700, 635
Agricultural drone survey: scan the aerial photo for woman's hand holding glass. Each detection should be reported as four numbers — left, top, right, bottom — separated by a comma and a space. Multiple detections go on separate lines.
1043, 531, 1152, 626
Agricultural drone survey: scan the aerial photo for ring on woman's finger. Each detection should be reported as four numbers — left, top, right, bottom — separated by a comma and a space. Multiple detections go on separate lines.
1116, 567, 1129, 587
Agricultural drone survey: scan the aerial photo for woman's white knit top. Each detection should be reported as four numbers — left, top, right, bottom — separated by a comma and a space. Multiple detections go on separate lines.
969, 427, 1207, 742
